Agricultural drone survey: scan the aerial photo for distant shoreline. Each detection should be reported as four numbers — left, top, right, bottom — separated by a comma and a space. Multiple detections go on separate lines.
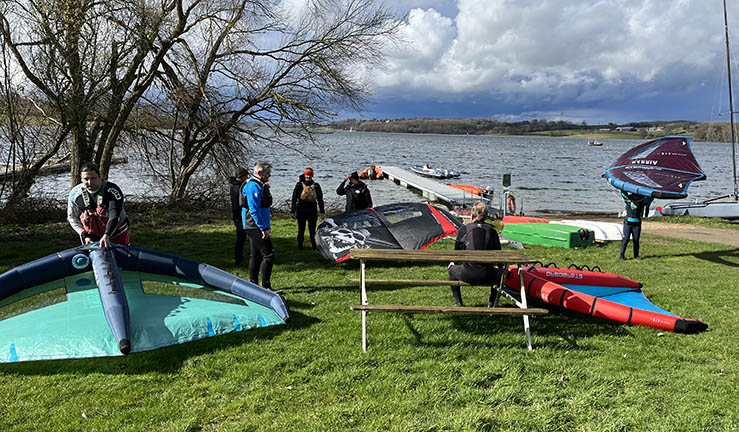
326, 118, 735, 143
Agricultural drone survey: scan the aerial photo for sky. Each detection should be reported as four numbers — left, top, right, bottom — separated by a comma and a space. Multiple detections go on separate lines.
353, 0, 739, 124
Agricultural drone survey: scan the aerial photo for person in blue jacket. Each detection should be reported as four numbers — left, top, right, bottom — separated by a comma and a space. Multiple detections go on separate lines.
620, 191, 653, 260
242, 161, 275, 289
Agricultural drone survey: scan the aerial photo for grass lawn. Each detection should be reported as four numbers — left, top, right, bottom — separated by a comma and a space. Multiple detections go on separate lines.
0, 213, 738, 431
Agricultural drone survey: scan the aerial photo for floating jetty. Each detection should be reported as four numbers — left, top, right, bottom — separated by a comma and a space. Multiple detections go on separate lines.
380, 165, 486, 208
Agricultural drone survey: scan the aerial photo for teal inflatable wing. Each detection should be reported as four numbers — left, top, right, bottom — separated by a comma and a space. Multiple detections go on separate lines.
0, 245, 289, 362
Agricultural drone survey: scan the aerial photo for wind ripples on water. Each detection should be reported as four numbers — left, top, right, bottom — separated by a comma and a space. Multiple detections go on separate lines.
20, 131, 738, 215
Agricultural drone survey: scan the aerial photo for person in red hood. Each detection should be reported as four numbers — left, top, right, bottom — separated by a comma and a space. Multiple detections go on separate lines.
290, 167, 325, 250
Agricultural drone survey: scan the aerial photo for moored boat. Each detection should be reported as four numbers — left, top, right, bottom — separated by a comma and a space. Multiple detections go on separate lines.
447, 184, 494, 199
498, 215, 551, 226
553, 219, 623, 242
358, 165, 384, 180
409, 164, 460, 179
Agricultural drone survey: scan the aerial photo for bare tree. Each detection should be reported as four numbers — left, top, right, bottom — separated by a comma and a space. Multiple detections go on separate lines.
0, 0, 202, 204
1, 0, 399, 206
132, 0, 399, 202
0, 33, 68, 204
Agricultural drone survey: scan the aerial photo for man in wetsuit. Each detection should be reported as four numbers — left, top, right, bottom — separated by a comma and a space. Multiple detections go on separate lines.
620, 191, 653, 260
242, 161, 274, 289
67, 162, 130, 248
229, 166, 249, 265
448, 201, 502, 307
336, 171, 372, 212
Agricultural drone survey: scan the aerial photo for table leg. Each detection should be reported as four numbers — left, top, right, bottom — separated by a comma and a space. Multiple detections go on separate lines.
519, 264, 533, 351
361, 259, 367, 352
491, 265, 507, 307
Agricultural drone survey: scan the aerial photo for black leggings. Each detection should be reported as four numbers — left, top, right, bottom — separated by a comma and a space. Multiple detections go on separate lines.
448, 264, 501, 305
234, 220, 246, 265
297, 210, 318, 249
620, 222, 642, 258
247, 229, 275, 289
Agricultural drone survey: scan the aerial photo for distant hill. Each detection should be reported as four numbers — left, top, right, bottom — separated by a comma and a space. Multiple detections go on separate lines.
328, 118, 738, 142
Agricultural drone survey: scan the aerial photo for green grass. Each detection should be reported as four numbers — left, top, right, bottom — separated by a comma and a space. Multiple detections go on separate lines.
1, 214, 738, 431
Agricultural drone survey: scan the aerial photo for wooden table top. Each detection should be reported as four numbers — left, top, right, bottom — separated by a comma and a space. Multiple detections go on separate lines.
349, 248, 535, 264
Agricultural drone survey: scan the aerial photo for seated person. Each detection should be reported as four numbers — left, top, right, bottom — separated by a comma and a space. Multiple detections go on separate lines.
448, 202, 502, 307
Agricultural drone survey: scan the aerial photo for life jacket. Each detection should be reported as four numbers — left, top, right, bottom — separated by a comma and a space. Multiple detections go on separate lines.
80, 188, 110, 236
300, 183, 317, 202
79, 183, 128, 241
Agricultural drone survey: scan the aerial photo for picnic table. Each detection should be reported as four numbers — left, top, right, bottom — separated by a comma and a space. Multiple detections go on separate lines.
348, 248, 548, 352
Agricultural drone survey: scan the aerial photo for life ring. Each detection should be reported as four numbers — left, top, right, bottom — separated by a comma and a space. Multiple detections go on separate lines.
507, 194, 516, 214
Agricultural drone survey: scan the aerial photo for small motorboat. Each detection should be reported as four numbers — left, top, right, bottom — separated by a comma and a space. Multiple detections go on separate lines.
357, 165, 384, 180
447, 184, 494, 199
588, 139, 603, 146
409, 164, 460, 179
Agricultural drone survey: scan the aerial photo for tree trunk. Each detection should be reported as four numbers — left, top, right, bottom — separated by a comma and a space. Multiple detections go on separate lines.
169, 168, 194, 203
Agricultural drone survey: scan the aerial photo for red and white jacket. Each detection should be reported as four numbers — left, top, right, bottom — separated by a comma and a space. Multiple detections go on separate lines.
67, 180, 129, 244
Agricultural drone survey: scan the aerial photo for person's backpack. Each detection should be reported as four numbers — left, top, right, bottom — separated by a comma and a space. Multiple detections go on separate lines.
300, 183, 317, 202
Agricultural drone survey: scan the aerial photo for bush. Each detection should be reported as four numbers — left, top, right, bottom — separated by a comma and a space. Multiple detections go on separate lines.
0, 197, 66, 226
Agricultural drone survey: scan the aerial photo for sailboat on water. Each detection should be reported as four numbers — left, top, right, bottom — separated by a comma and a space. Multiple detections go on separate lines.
659, 0, 739, 219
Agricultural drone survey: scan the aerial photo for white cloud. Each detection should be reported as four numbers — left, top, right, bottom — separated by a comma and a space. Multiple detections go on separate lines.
373, 8, 456, 89
371, 0, 728, 110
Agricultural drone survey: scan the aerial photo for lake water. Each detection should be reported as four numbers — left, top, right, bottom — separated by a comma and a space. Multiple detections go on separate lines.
27, 131, 739, 215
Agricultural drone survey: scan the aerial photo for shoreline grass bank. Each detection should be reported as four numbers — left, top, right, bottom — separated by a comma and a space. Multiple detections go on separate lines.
1, 212, 737, 431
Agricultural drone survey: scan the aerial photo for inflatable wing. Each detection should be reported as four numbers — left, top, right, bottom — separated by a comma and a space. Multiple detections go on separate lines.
315, 202, 462, 264
604, 136, 706, 199
505, 266, 707, 334
0, 245, 289, 362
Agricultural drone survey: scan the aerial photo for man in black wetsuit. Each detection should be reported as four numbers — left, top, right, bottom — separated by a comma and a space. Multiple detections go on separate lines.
448, 201, 502, 307
229, 166, 249, 265
620, 191, 653, 260
336, 171, 372, 212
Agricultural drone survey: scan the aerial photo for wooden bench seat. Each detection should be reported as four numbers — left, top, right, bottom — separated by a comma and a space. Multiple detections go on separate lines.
350, 304, 548, 316
349, 278, 479, 286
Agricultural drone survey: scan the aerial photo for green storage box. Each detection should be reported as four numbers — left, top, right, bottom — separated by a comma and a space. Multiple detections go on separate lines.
502, 223, 595, 248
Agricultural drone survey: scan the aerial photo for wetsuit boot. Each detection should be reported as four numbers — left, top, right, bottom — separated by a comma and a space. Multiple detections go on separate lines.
450, 286, 464, 307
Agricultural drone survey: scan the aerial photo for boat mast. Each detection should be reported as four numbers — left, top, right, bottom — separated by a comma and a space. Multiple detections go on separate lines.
724, 0, 739, 199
